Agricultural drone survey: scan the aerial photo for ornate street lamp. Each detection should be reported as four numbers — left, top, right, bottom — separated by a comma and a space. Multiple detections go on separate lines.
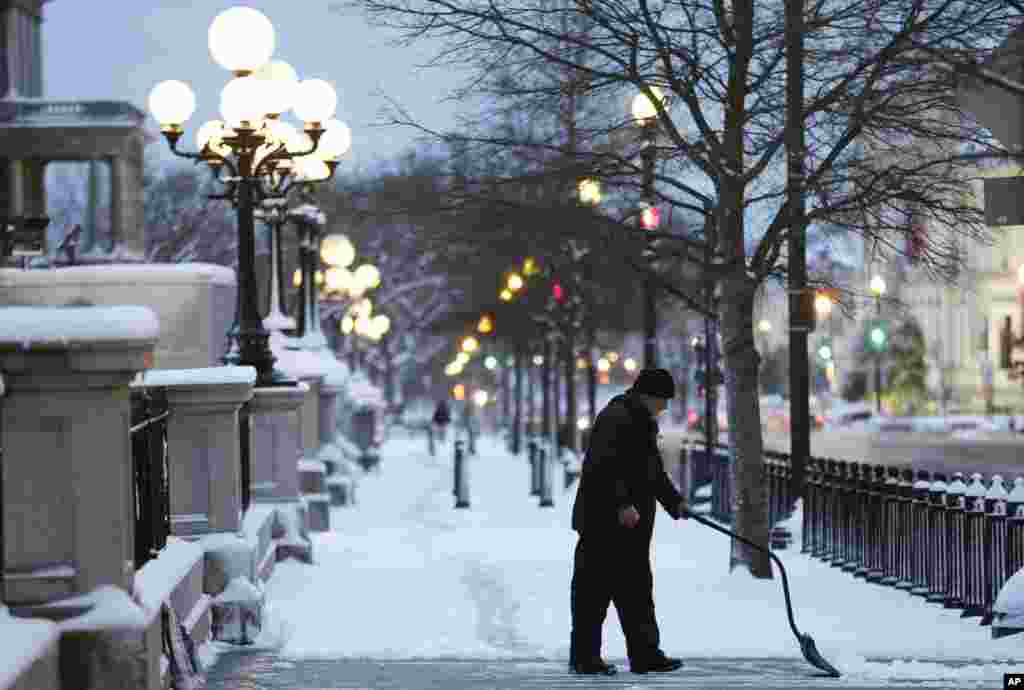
148, 6, 346, 387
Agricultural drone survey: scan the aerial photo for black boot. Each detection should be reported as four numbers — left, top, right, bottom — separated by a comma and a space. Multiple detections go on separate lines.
569, 658, 618, 675
630, 653, 683, 674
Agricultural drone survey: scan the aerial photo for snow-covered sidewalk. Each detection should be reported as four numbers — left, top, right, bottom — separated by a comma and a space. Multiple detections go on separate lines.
253, 433, 1024, 685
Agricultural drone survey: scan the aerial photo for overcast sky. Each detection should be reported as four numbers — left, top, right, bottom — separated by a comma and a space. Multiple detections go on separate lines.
42, 1, 462, 172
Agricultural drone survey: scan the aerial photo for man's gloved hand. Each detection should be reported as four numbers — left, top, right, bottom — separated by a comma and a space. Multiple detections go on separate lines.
677, 499, 690, 519
618, 505, 641, 529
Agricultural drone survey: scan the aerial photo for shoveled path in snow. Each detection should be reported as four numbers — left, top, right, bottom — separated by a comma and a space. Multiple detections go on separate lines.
203, 432, 1024, 689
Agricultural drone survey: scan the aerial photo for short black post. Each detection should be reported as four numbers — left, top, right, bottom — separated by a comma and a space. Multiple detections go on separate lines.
455, 439, 470, 509
529, 439, 540, 496
539, 442, 554, 508
427, 423, 436, 457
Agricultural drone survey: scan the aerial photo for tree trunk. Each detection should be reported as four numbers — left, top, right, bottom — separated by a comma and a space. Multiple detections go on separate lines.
719, 268, 772, 579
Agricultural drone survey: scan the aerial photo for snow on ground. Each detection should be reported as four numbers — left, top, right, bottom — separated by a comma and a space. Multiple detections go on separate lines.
256, 431, 1024, 685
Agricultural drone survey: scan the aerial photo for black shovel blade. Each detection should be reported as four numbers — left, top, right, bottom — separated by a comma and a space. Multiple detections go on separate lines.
799, 633, 841, 678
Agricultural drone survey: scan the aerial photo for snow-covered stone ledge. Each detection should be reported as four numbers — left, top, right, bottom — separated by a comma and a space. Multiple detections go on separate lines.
0, 263, 236, 371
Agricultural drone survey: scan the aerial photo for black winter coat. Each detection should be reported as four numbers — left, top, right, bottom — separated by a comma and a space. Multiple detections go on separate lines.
571, 393, 683, 544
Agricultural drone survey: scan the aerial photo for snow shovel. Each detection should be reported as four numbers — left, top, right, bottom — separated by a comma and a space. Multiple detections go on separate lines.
683, 509, 842, 678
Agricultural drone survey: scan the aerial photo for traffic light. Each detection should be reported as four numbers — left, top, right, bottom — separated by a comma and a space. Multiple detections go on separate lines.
640, 205, 661, 231
552, 281, 565, 303
866, 319, 889, 353
816, 337, 833, 363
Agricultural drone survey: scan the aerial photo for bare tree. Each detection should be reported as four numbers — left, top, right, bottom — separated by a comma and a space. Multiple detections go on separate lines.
143, 155, 238, 267
338, 0, 1018, 576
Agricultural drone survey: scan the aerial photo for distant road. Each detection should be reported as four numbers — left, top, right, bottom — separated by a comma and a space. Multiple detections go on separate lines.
659, 427, 1024, 480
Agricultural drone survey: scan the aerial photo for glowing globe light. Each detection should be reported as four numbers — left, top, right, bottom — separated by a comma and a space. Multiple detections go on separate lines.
321, 234, 355, 268
209, 7, 275, 73
254, 59, 298, 116
149, 80, 196, 129
293, 78, 337, 124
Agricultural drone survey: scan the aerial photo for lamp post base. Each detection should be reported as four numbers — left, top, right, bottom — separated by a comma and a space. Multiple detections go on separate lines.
221, 346, 298, 388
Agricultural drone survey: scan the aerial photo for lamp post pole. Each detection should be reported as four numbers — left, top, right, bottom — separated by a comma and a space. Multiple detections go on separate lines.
875, 294, 883, 413
258, 200, 296, 343
641, 123, 658, 369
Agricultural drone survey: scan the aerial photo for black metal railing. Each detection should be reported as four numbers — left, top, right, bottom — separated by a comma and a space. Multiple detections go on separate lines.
240, 405, 252, 513
131, 388, 171, 569
684, 438, 1024, 626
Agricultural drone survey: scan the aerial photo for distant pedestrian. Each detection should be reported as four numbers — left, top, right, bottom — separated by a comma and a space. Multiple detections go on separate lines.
433, 399, 452, 442
569, 368, 688, 676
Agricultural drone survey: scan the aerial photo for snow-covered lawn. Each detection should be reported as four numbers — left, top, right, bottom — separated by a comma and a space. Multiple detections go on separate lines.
255, 434, 1024, 685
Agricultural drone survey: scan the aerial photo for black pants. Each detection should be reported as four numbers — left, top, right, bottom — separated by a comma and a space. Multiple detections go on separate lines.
570, 534, 661, 665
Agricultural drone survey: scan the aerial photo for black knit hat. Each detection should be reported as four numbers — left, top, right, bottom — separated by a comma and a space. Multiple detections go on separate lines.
631, 368, 676, 399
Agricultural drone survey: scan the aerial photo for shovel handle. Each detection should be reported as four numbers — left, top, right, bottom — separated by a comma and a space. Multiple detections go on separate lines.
683, 509, 802, 641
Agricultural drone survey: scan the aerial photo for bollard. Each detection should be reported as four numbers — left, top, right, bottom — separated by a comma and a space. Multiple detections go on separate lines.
529, 439, 540, 496
428, 423, 436, 457
454, 439, 470, 509
539, 442, 554, 508
453, 438, 461, 497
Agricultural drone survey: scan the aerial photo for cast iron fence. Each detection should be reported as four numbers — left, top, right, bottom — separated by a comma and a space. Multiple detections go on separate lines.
131, 388, 171, 569
685, 439, 1024, 626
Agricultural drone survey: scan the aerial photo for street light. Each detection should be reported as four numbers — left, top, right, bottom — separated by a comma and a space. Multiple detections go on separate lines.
631, 86, 665, 368
869, 275, 887, 413
577, 178, 602, 206
814, 292, 834, 319
149, 6, 345, 386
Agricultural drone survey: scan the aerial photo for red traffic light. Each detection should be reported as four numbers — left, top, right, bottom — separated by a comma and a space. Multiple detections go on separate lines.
552, 282, 565, 302
640, 206, 660, 231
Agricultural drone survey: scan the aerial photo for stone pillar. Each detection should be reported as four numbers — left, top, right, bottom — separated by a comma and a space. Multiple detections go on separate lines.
298, 373, 324, 459
7, 158, 23, 216
0, 306, 159, 604
246, 384, 308, 503
109, 155, 124, 254
139, 367, 256, 536
109, 153, 145, 258
318, 375, 344, 452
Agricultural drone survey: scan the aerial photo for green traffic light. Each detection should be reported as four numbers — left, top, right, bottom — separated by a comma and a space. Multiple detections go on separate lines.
817, 344, 833, 361
870, 327, 886, 348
